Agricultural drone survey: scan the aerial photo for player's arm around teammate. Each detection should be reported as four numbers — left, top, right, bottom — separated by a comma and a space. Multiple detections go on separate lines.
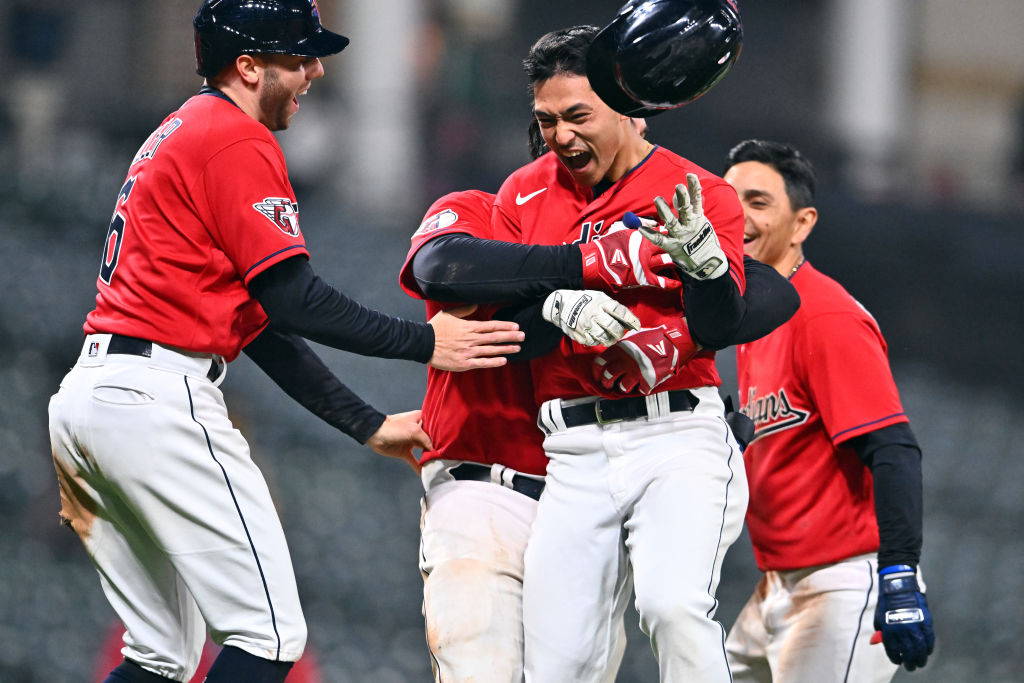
47, 4, 519, 683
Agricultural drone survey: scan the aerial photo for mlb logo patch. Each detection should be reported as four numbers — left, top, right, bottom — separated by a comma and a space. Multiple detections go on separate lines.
88, 342, 101, 357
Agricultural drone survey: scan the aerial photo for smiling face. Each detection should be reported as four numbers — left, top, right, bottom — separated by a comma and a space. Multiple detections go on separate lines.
532, 74, 648, 188
724, 160, 817, 276
256, 54, 324, 131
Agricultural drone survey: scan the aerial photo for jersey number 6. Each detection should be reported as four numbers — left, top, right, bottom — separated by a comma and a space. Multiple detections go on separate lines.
100, 177, 136, 285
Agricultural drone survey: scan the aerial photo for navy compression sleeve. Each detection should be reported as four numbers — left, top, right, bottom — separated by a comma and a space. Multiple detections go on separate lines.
243, 326, 386, 443
412, 233, 582, 302
847, 422, 924, 567
249, 256, 433, 362
685, 256, 800, 349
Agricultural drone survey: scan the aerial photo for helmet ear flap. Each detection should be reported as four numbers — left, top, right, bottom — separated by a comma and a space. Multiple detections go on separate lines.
586, 0, 743, 118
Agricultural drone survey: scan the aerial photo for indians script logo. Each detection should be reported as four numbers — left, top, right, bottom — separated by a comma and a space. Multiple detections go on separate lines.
253, 198, 300, 236
740, 386, 810, 443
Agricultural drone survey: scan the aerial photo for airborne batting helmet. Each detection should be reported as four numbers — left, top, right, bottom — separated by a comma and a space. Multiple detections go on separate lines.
586, 0, 743, 117
193, 0, 350, 78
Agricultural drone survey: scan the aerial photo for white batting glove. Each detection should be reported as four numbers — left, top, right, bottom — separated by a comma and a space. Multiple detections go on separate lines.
639, 173, 729, 280
542, 290, 641, 347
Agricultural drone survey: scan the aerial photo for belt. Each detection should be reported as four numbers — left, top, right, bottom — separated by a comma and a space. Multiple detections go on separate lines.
561, 389, 699, 427
449, 463, 545, 501
107, 334, 221, 383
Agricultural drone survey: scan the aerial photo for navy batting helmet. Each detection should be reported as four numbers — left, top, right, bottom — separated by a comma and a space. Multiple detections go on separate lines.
586, 0, 742, 117
194, 0, 350, 78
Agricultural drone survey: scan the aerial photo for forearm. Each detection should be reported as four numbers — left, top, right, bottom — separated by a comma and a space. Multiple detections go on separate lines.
250, 256, 433, 362
412, 233, 583, 302
848, 423, 924, 567
243, 326, 385, 444
681, 274, 745, 349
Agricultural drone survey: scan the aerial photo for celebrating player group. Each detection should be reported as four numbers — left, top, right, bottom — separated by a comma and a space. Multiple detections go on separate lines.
48, 1, 934, 682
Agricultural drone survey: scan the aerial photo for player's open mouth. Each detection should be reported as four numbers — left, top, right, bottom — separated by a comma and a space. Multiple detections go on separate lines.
561, 150, 591, 171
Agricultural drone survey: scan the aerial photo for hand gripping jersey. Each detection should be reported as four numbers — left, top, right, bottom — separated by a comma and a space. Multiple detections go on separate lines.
737, 261, 909, 571
399, 191, 548, 475
491, 147, 746, 403
85, 93, 309, 361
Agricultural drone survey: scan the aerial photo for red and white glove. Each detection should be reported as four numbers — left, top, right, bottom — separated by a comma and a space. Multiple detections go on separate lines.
580, 215, 681, 292
592, 319, 701, 394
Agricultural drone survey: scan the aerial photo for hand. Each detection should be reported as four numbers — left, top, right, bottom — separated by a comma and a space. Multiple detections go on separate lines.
592, 320, 699, 394
428, 305, 524, 371
365, 410, 431, 473
873, 564, 935, 671
541, 290, 640, 347
639, 173, 729, 280
579, 217, 680, 291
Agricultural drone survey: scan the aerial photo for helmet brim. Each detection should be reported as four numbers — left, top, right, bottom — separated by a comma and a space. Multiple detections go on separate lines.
278, 27, 350, 58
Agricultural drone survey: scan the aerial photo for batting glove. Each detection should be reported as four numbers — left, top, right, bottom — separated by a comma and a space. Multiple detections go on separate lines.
542, 290, 641, 347
874, 564, 935, 671
639, 173, 729, 280
591, 319, 699, 394
579, 217, 680, 291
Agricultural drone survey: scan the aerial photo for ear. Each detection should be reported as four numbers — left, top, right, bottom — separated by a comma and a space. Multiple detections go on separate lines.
791, 206, 818, 247
235, 54, 262, 86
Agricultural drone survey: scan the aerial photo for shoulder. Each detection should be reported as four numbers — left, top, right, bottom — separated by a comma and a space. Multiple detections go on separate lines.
495, 153, 564, 208
179, 94, 278, 152
793, 262, 879, 325
415, 190, 495, 239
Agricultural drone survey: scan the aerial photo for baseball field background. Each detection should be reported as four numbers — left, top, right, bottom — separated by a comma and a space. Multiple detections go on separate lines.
1, 1, 1020, 680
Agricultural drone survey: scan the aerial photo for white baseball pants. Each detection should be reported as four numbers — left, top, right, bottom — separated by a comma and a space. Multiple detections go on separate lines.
418, 460, 625, 683
726, 554, 906, 683
48, 335, 306, 681
524, 386, 748, 683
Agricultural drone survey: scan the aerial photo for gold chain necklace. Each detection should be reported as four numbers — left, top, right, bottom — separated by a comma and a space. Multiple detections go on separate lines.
789, 256, 804, 278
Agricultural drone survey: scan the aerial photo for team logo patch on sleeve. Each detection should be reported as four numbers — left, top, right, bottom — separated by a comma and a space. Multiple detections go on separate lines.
253, 198, 300, 236
414, 209, 458, 237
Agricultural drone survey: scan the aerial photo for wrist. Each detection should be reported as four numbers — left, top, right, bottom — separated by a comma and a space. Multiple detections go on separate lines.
879, 564, 915, 577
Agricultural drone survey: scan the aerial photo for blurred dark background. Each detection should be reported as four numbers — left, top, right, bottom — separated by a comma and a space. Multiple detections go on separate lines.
1, 0, 1021, 681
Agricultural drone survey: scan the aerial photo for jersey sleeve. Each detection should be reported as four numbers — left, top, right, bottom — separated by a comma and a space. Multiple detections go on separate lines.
201, 138, 309, 285
794, 310, 908, 445
399, 190, 496, 298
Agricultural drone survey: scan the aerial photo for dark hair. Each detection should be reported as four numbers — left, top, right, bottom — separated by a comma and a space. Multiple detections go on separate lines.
724, 139, 816, 210
522, 25, 600, 90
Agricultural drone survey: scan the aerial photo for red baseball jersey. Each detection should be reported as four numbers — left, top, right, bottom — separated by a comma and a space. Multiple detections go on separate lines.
399, 191, 548, 475
736, 261, 909, 571
491, 147, 746, 403
84, 94, 309, 361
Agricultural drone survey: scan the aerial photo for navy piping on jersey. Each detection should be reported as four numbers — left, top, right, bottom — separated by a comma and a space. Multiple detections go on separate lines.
841, 559, 876, 681
184, 375, 284, 660
244, 246, 308, 280
199, 84, 240, 108
590, 144, 659, 199
831, 413, 906, 443
706, 415, 739, 681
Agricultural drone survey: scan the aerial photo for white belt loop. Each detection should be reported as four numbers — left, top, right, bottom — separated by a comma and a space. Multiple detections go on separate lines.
645, 391, 669, 419
80, 334, 112, 366
538, 398, 569, 435
209, 356, 227, 387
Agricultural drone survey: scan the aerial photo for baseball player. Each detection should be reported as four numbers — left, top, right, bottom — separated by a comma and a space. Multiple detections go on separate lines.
400, 183, 799, 682
722, 140, 935, 681
478, 22, 752, 682
46, 2, 521, 682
